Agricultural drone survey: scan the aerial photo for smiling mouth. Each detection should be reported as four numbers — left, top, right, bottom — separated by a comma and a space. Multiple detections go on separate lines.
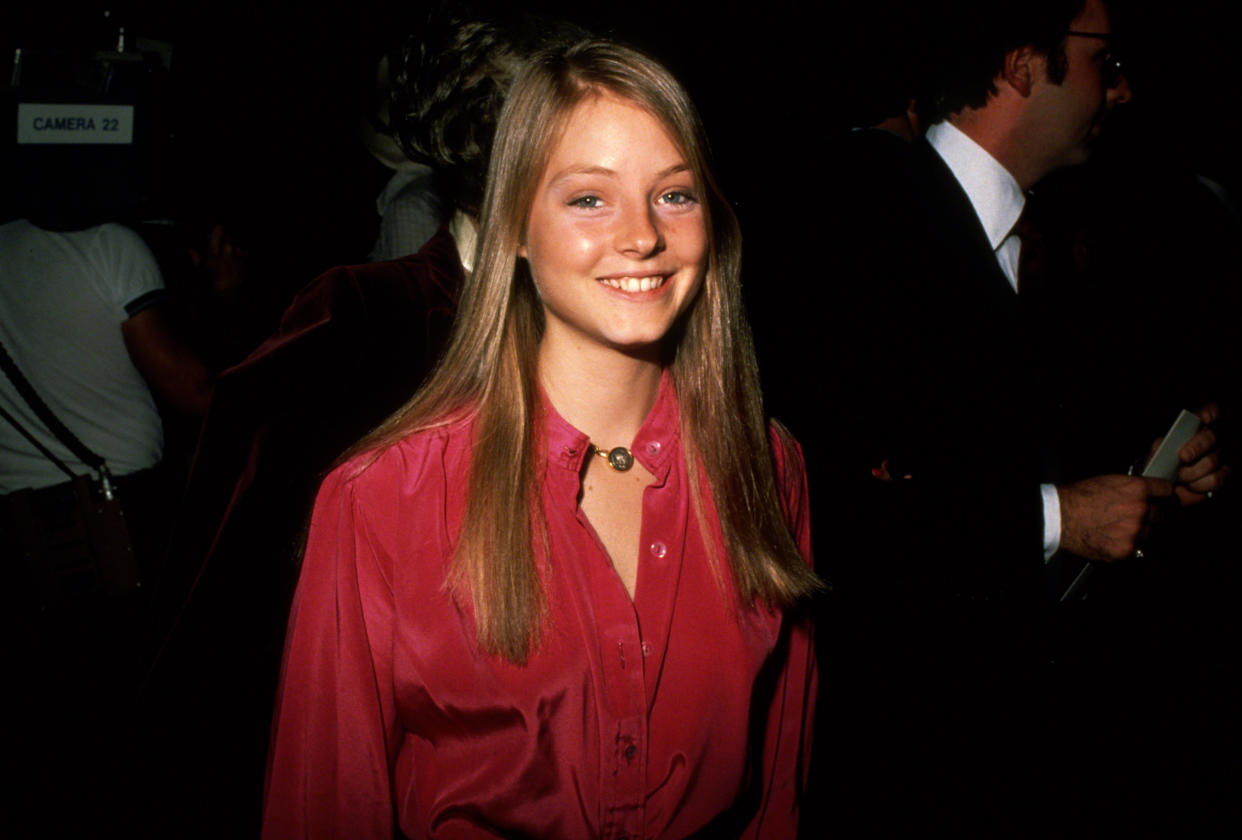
598, 275, 668, 292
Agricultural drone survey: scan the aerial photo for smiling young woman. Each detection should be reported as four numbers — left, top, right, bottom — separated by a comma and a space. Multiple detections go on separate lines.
520, 93, 709, 360
262, 39, 821, 840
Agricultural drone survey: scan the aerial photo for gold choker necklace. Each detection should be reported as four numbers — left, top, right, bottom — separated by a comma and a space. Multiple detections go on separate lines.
590, 443, 634, 472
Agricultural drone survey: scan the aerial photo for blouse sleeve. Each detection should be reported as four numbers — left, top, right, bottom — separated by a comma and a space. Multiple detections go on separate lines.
261, 464, 400, 839
745, 427, 818, 838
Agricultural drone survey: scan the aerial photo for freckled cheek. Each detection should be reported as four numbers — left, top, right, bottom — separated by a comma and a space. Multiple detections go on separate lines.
527, 226, 604, 280
669, 218, 709, 268
561, 221, 611, 265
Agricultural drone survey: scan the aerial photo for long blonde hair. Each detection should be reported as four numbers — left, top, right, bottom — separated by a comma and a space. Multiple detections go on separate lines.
353, 40, 821, 663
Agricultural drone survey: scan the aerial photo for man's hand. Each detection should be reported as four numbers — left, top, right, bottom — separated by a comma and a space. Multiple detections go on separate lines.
189, 223, 248, 295
1058, 475, 1173, 562
1168, 403, 1229, 506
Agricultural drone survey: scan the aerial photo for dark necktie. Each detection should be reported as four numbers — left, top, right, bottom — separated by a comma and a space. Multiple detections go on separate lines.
1015, 208, 1045, 298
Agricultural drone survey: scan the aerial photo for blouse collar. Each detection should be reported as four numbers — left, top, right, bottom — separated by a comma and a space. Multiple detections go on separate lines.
542, 369, 680, 478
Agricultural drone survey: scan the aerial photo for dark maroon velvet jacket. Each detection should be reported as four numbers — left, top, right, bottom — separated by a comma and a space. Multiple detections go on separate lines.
145, 228, 464, 828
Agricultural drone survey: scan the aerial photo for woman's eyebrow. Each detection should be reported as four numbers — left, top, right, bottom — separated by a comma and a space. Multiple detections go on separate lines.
547, 162, 691, 187
657, 163, 692, 178
547, 164, 616, 185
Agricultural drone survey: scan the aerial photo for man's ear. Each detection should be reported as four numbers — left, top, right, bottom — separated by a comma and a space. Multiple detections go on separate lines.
1000, 45, 1042, 97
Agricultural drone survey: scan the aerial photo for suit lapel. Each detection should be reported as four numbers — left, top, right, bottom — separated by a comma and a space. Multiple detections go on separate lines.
913, 139, 1019, 318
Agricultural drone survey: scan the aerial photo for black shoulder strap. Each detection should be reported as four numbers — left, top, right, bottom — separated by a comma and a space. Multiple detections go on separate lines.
0, 403, 78, 482
0, 338, 107, 474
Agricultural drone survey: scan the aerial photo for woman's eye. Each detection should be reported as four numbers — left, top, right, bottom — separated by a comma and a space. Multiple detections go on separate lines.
659, 190, 696, 206
568, 195, 602, 209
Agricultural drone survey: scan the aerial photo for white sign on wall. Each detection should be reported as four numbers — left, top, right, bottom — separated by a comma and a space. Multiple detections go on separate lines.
16, 103, 135, 145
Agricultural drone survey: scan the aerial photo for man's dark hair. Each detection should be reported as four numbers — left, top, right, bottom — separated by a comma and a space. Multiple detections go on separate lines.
386, 8, 586, 218
921, 1, 1087, 125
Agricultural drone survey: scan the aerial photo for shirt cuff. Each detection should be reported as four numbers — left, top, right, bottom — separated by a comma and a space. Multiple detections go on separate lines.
1041, 483, 1061, 562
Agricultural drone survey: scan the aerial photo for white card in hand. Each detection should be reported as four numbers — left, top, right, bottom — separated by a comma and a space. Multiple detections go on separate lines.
1141, 409, 1201, 481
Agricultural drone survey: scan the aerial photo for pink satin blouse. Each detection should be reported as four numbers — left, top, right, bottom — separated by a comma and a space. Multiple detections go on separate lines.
261, 376, 816, 838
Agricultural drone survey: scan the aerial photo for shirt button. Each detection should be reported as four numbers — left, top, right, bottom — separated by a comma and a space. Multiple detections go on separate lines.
649, 541, 666, 559
646, 440, 661, 455
641, 641, 653, 656
623, 744, 638, 762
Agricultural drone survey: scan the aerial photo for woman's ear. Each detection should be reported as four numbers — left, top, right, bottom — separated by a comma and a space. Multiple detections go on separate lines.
518, 243, 528, 260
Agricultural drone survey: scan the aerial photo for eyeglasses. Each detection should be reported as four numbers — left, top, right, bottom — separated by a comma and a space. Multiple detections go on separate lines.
1066, 30, 1126, 89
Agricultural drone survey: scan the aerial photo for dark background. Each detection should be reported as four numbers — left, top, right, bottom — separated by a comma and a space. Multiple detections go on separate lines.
3, 1, 1238, 834
4, 0, 1239, 343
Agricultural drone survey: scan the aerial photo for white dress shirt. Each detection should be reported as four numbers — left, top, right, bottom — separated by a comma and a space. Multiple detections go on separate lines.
926, 121, 1061, 560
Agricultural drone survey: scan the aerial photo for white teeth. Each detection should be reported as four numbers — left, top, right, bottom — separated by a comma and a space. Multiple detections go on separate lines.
600, 275, 666, 292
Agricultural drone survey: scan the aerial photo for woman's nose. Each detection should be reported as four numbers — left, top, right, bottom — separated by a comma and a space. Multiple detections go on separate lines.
614, 200, 663, 257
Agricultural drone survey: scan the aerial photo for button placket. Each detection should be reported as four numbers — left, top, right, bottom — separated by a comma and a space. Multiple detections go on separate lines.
600, 713, 646, 840
599, 626, 646, 838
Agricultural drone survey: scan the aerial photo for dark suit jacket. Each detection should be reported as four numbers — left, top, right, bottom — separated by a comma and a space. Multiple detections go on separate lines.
768, 129, 1058, 831
776, 129, 1241, 833
797, 131, 1047, 606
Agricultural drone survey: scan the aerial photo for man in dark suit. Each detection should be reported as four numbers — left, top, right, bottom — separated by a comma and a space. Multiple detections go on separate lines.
792, 0, 1230, 830
830, 0, 1231, 598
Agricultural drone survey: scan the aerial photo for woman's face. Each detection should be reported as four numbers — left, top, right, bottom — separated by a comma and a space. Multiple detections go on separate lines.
519, 93, 708, 358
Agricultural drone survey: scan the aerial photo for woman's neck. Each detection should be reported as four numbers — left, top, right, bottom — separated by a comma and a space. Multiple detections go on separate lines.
537, 338, 663, 449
